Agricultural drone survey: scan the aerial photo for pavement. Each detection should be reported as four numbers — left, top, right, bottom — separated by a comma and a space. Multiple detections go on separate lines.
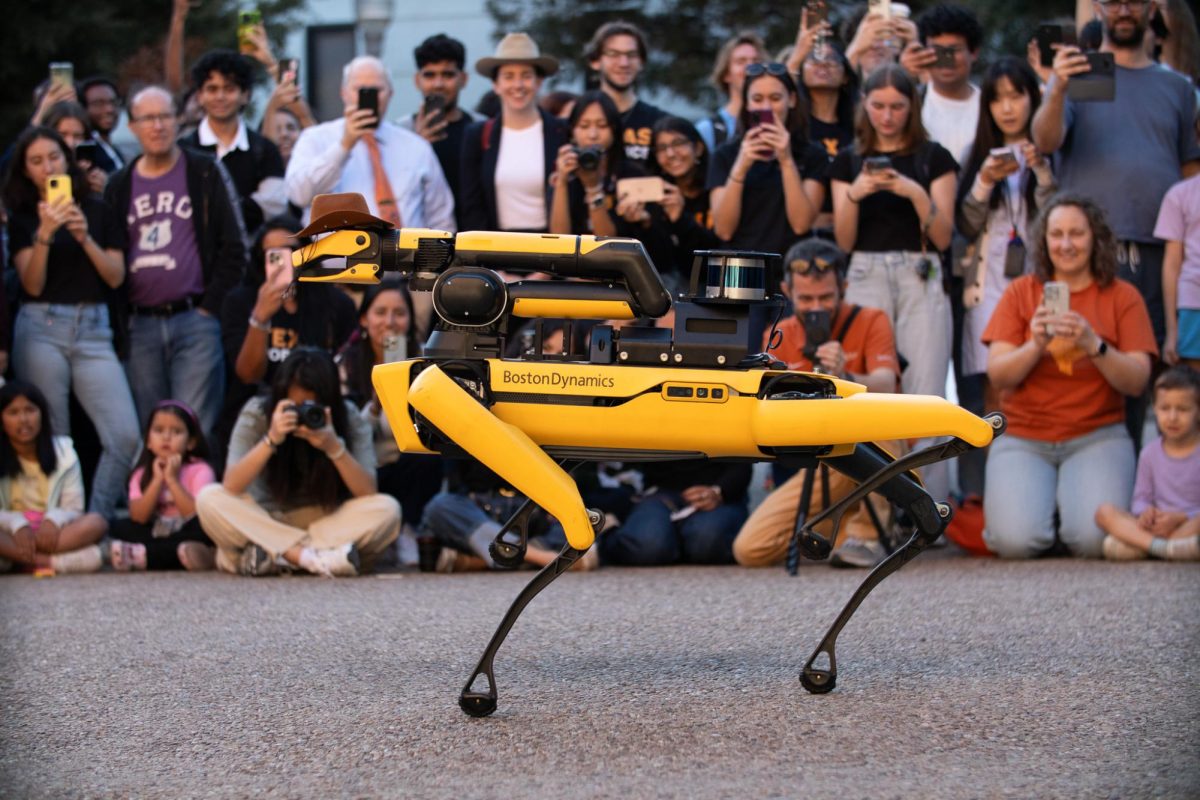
1, 552, 1197, 799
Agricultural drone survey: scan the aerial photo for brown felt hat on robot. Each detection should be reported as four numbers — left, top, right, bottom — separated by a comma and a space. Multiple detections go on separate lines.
297, 192, 395, 238
475, 33, 559, 79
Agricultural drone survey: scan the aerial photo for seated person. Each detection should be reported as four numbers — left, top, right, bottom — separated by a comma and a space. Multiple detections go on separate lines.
0, 381, 106, 574
732, 239, 900, 570
982, 195, 1157, 558
1095, 366, 1200, 561
196, 348, 400, 576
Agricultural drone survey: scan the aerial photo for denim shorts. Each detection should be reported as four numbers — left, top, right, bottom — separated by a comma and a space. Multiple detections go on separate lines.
1178, 308, 1200, 359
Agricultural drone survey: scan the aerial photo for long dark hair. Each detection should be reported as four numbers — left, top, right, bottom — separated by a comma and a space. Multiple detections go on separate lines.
1030, 193, 1119, 288
133, 401, 211, 493
736, 65, 809, 144
0, 381, 57, 479
854, 64, 927, 156
566, 90, 625, 177
1, 126, 88, 216
797, 44, 859, 132
956, 57, 1044, 219
650, 116, 708, 195
263, 348, 353, 510
338, 276, 417, 407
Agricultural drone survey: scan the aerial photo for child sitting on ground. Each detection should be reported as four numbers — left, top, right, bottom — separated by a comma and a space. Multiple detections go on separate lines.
108, 400, 217, 571
1096, 366, 1200, 561
0, 381, 107, 574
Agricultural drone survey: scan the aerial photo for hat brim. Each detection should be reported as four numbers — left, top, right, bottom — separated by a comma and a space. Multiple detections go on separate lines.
297, 208, 395, 238
475, 55, 559, 79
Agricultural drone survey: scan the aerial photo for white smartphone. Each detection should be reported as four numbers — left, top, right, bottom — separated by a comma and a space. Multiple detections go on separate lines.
616, 176, 666, 204
382, 334, 407, 363
1042, 281, 1069, 317
265, 246, 294, 289
989, 146, 1019, 168
868, 0, 891, 19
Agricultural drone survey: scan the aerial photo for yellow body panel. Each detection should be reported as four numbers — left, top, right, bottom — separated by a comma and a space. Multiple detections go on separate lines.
456, 231, 579, 256
372, 361, 435, 454
511, 298, 634, 320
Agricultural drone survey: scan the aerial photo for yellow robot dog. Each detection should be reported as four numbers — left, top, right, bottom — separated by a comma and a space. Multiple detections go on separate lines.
294, 192, 1005, 717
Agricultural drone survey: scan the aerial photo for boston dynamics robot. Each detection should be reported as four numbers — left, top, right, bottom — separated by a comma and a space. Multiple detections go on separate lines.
293, 193, 1005, 717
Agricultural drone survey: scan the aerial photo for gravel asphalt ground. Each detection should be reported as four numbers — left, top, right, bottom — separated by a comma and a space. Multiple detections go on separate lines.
1, 553, 1197, 798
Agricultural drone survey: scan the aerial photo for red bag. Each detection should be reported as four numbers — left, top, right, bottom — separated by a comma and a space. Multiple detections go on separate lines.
944, 495, 993, 557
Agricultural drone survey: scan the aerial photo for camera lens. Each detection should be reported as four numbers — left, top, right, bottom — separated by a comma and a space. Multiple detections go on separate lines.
296, 401, 326, 428
575, 146, 602, 171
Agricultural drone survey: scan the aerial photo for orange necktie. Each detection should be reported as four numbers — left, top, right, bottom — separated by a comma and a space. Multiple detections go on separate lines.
362, 132, 402, 228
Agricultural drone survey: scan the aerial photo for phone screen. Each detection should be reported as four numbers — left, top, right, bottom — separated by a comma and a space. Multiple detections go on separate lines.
49, 62, 74, 90
277, 58, 299, 83
1042, 281, 1070, 317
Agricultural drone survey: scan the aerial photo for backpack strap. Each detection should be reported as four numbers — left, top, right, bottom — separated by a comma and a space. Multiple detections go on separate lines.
710, 112, 728, 147
481, 117, 497, 151
832, 304, 862, 344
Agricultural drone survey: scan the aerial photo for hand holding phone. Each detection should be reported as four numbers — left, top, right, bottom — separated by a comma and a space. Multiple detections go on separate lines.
1069, 52, 1116, 102
49, 62, 74, 91
616, 176, 666, 204
1042, 281, 1070, 320
46, 174, 73, 205
277, 58, 299, 85
358, 86, 380, 129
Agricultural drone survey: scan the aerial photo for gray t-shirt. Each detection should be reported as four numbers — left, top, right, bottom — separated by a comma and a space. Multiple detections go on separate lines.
227, 396, 375, 514
1059, 63, 1200, 242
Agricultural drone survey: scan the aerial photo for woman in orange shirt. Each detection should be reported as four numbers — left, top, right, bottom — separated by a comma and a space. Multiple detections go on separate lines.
981, 194, 1158, 558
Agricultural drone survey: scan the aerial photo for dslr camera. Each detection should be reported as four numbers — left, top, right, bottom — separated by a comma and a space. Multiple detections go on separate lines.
573, 145, 603, 171
294, 401, 327, 429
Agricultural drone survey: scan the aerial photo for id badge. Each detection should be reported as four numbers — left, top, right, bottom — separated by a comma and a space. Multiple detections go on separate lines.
1004, 236, 1026, 278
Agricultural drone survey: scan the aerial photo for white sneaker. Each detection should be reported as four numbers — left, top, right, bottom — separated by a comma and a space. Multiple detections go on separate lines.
303, 544, 361, 577
50, 544, 103, 574
1102, 535, 1147, 562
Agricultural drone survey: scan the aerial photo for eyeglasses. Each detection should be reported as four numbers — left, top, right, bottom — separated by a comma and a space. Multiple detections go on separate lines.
601, 49, 641, 62
1096, 0, 1145, 8
131, 113, 174, 127
654, 138, 693, 155
745, 62, 791, 79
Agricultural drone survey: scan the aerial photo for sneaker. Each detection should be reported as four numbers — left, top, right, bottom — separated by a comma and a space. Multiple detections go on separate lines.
303, 543, 360, 577
177, 541, 216, 571
1102, 535, 1147, 562
49, 544, 103, 574
829, 538, 886, 569
238, 544, 280, 577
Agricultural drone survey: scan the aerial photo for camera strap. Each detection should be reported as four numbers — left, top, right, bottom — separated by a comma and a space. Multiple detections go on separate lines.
832, 305, 861, 344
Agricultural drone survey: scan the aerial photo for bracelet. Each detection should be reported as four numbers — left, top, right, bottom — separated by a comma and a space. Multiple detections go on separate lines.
35, 234, 54, 246
262, 434, 281, 451
248, 314, 271, 332
325, 437, 347, 461
727, 174, 745, 184
587, 191, 606, 210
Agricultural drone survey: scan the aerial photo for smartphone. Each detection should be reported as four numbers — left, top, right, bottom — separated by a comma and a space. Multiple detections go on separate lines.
46, 174, 72, 205
931, 45, 958, 69
382, 334, 407, 363
422, 93, 447, 118
1042, 281, 1070, 318
1036, 23, 1078, 68
237, 9, 262, 54
1069, 51, 1116, 102
863, 155, 892, 174
868, 0, 891, 20
616, 176, 666, 204
265, 246, 293, 288
751, 108, 775, 128
805, 0, 828, 25
989, 146, 1018, 168
358, 86, 380, 128
49, 62, 74, 91
74, 141, 99, 165
277, 58, 299, 84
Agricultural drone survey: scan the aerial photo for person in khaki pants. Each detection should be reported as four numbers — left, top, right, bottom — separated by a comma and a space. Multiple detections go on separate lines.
733, 239, 902, 569
196, 348, 399, 576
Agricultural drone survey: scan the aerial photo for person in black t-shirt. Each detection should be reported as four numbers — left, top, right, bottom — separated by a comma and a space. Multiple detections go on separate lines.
708, 62, 827, 284
2, 126, 140, 519
828, 63, 958, 500
399, 34, 476, 231
650, 116, 721, 284
584, 20, 666, 170
791, 39, 859, 230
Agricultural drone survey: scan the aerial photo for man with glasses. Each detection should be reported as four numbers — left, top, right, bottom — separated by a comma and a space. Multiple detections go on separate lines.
584, 20, 665, 169
80, 76, 127, 173
1034, 0, 1200, 359
104, 86, 247, 438
733, 238, 900, 570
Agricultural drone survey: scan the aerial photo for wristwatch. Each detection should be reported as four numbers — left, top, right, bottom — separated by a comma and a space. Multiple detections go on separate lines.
1091, 340, 1108, 359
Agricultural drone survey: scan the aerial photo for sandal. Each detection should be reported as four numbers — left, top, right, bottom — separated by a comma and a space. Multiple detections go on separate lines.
177, 541, 216, 571
109, 540, 147, 571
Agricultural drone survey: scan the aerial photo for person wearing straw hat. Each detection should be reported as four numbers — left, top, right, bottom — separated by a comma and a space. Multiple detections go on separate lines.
460, 33, 568, 233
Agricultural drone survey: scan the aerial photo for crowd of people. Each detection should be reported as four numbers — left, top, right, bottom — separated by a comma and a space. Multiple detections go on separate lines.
1, 1, 1199, 578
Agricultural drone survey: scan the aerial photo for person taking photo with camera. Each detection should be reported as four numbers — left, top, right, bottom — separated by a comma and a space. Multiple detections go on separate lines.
196, 348, 400, 577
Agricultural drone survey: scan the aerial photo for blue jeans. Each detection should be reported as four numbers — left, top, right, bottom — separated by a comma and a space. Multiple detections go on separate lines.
124, 309, 224, 436
600, 493, 748, 566
845, 250, 953, 500
420, 491, 567, 567
983, 424, 1135, 559
12, 303, 141, 517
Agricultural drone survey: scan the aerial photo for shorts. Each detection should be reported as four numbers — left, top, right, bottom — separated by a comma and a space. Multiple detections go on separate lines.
1179, 308, 1200, 359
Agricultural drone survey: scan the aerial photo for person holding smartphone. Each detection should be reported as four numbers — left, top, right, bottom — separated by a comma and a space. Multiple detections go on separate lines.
2, 126, 140, 520
709, 62, 827, 287
41, 101, 108, 196
981, 195, 1157, 558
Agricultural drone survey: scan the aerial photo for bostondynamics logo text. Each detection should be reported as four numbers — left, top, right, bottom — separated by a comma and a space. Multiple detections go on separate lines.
502, 370, 616, 389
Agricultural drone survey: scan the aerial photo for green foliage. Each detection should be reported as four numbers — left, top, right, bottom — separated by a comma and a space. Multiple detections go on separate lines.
0, 0, 305, 148
486, 0, 1073, 108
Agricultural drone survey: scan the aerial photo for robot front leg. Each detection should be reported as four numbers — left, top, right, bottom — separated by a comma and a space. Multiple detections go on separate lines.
798, 414, 1005, 693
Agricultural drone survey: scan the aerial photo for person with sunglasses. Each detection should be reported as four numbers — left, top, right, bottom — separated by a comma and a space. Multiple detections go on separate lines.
734, 238, 900, 570
709, 61, 827, 288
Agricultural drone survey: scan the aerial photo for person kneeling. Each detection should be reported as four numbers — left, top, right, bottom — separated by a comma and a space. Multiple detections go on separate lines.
196, 348, 399, 576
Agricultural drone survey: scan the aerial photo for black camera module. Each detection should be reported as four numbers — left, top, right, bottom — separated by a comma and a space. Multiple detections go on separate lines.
294, 401, 327, 429
801, 309, 832, 362
573, 145, 603, 171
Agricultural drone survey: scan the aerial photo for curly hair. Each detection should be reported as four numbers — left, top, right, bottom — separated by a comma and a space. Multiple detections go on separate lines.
917, 3, 984, 51
190, 49, 255, 92
1029, 194, 1119, 287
